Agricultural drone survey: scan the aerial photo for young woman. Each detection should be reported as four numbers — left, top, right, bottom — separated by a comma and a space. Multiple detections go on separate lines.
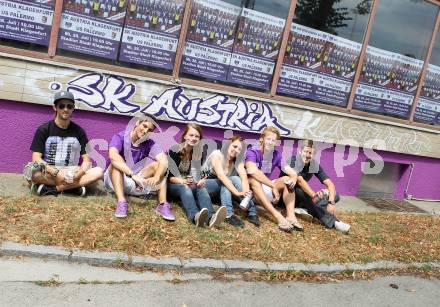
167, 124, 226, 227
202, 136, 260, 228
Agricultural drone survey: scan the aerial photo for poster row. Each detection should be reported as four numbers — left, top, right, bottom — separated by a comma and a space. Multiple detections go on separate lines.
0, 0, 438, 124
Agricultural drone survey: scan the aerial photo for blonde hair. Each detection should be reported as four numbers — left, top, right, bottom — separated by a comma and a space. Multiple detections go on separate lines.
261, 126, 281, 140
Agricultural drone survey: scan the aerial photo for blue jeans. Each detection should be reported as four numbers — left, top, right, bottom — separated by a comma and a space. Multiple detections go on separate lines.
204, 176, 258, 218
168, 183, 215, 223
294, 187, 341, 228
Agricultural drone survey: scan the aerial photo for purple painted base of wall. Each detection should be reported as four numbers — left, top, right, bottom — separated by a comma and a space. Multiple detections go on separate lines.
1, 99, 439, 200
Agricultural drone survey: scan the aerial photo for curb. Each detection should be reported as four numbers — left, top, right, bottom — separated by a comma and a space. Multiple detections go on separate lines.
1, 241, 439, 273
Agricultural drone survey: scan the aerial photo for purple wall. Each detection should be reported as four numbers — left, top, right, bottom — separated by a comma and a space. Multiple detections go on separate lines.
1, 99, 439, 199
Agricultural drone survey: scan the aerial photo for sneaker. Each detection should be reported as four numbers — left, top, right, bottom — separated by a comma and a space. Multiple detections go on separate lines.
225, 214, 244, 228
294, 207, 313, 222
155, 202, 176, 221
115, 200, 128, 218
37, 184, 59, 196
209, 206, 227, 228
246, 215, 260, 227
66, 186, 86, 197
194, 208, 208, 227
335, 220, 351, 233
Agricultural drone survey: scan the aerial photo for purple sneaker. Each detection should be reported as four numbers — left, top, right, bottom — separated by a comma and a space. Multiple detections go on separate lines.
115, 200, 128, 218
155, 202, 176, 221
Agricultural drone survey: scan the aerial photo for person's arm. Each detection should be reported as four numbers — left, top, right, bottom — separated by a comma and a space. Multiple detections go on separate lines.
109, 147, 133, 176
323, 178, 337, 215
296, 176, 316, 198
281, 164, 298, 190
31, 152, 65, 183
245, 161, 275, 188
211, 154, 242, 197
73, 154, 92, 181
236, 162, 250, 193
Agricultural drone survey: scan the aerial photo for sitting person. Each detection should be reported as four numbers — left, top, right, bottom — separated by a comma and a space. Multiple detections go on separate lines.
26, 91, 103, 196
245, 126, 302, 232
167, 123, 226, 228
104, 115, 174, 220
280, 140, 350, 233
201, 136, 260, 228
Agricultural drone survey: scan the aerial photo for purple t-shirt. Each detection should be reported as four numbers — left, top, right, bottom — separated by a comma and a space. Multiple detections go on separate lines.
245, 146, 282, 180
109, 131, 163, 168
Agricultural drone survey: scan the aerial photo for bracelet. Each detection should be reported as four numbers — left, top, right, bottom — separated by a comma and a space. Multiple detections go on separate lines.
53, 168, 60, 177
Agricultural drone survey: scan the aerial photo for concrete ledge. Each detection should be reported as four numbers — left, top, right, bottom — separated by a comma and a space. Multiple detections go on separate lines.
70, 250, 129, 265
306, 263, 348, 273
2, 241, 440, 274
267, 262, 309, 271
0, 241, 70, 260
223, 259, 269, 271
182, 258, 226, 270
131, 255, 182, 269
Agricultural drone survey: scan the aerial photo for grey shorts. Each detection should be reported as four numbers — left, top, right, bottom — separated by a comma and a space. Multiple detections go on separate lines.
103, 168, 150, 196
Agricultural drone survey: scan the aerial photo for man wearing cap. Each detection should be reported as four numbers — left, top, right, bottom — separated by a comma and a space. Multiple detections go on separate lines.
26, 91, 103, 196
104, 115, 175, 220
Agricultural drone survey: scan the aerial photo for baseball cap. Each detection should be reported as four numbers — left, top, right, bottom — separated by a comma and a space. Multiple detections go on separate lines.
53, 91, 75, 104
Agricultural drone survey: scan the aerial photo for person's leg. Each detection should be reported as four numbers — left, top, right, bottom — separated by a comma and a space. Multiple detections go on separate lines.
108, 165, 130, 202
31, 171, 56, 186
249, 177, 288, 225
195, 187, 215, 220
295, 187, 336, 228
278, 176, 296, 220
168, 183, 199, 222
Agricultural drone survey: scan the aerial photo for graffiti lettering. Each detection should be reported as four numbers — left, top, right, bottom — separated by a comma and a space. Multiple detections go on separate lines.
67, 73, 139, 114
141, 87, 291, 135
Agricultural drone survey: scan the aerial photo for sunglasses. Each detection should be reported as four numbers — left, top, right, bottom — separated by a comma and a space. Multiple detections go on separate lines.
57, 103, 74, 110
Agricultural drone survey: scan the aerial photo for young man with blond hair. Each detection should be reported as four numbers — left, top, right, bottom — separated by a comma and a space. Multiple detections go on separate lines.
104, 115, 175, 220
245, 126, 302, 232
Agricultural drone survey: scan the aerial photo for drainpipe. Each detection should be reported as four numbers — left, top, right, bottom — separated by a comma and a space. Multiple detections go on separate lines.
405, 163, 440, 202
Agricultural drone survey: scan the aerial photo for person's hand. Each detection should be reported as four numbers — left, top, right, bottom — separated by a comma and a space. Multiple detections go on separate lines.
315, 190, 324, 199
196, 178, 206, 188
73, 170, 84, 182
272, 187, 280, 204
286, 180, 296, 192
132, 174, 144, 188
54, 170, 66, 185
235, 191, 247, 198
145, 176, 160, 188
327, 203, 337, 216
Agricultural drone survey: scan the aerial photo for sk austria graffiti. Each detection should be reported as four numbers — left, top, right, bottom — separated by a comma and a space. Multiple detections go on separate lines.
63, 73, 291, 135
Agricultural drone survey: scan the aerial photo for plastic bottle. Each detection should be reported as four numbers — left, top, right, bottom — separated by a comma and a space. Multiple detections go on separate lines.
239, 192, 253, 210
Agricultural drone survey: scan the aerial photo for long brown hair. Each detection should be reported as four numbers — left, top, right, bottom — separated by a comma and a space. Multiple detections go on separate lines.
180, 123, 203, 160
221, 135, 245, 163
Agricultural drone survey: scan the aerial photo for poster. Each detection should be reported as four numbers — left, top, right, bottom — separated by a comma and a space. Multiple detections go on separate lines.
353, 46, 423, 118
58, 0, 127, 60
180, 0, 241, 81
119, 0, 185, 70
415, 64, 440, 125
0, 0, 55, 46
277, 23, 361, 107
226, 8, 285, 90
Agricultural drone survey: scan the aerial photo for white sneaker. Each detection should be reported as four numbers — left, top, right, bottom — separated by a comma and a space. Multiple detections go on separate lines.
335, 220, 351, 233
209, 206, 227, 228
294, 208, 313, 222
194, 208, 208, 227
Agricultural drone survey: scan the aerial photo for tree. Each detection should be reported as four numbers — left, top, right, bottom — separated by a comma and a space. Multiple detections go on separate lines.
294, 0, 372, 35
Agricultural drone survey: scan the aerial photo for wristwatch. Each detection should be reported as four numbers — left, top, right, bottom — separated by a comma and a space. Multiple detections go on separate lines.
53, 168, 60, 177
329, 200, 335, 205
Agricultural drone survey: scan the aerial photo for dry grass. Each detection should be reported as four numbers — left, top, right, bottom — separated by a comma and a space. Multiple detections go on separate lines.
0, 195, 439, 264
